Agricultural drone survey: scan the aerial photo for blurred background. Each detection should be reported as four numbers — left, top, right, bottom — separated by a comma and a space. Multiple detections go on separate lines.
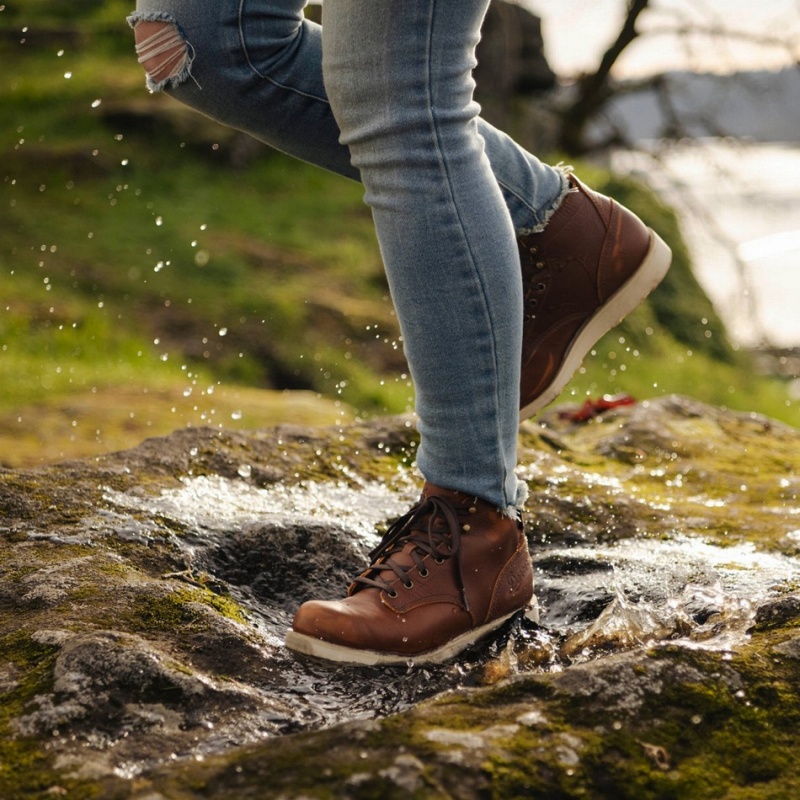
1, 0, 799, 467
525, 0, 800, 350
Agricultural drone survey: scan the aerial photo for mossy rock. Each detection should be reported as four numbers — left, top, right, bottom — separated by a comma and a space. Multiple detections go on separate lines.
1, 396, 800, 798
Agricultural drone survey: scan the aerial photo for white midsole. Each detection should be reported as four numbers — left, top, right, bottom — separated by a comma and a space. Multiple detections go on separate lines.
285, 602, 538, 666
520, 229, 672, 421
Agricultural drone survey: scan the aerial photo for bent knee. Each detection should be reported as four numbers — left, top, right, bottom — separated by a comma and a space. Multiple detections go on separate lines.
129, 15, 194, 91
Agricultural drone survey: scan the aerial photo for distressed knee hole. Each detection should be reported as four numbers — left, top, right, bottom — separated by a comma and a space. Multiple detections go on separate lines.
132, 18, 192, 90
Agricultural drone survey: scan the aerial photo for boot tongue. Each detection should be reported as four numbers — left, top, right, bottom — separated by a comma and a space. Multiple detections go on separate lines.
381, 497, 450, 569
347, 489, 472, 610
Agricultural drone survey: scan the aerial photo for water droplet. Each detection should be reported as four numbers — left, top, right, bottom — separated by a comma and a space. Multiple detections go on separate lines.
237, 464, 252, 479
219, 328, 228, 337
91, 99, 101, 108
231, 410, 243, 420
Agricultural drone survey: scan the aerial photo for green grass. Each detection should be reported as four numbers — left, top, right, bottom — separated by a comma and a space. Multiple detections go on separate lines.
0, 3, 797, 468
566, 323, 797, 422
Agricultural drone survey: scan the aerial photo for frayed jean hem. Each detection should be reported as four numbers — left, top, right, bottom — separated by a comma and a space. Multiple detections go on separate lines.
515, 164, 575, 236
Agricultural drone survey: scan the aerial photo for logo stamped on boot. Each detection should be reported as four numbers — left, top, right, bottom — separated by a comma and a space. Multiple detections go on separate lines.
505, 554, 530, 595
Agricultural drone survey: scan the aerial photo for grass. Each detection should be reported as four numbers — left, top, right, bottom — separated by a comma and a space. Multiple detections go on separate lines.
0, 2, 797, 468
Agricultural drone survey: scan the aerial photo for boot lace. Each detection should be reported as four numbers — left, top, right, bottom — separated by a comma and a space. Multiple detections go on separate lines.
351, 495, 470, 611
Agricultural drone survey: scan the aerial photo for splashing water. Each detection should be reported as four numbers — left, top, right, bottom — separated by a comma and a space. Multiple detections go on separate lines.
537, 535, 800, 657
52, 460, 796, 776
103, 476, 415, 544
101, 478, 800, 667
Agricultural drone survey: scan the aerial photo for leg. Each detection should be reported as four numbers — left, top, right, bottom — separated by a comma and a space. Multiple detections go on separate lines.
129, 0, 359, 177
128, 0, 566, 227
127, 1, 671, 664
128, 2, 670, 426
321, 0, 523, 510
287, 0, 535, 664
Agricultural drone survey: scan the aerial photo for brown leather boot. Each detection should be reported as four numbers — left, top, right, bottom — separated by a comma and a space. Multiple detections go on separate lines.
285, 482, 534, 666
518, 175, 672, 419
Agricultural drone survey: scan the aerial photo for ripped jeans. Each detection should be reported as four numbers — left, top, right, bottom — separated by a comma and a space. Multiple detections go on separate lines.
128, 0, 568, 512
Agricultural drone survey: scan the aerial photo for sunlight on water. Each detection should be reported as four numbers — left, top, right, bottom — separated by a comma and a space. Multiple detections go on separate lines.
611, 140, 800, 347
102, 479, 800, 659
539, 535, 800, 658
103, 476, 416, 543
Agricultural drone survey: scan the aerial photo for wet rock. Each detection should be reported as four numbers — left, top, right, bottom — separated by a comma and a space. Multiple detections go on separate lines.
2, 395, 800, 798
199, 519, 373, 612
15, 629, 267, 739
753, 593, 800, 630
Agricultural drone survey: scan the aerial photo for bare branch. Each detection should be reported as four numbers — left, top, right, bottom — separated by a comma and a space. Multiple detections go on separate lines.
560, 0, 651, 154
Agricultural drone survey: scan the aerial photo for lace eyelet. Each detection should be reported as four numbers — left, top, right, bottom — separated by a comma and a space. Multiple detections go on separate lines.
434, 557, 445, 564
387, 590, 398, 599
537, 283, 547, 291
528, 245, 538, 255
419, 569, 429, 578
535, 260, 546, 269
404, 580, 414, 589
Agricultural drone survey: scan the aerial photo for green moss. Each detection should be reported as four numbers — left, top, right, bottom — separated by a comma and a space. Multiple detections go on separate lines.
128, 585, 248, 633
517, 639, 800, 799
0, 632, 95, 800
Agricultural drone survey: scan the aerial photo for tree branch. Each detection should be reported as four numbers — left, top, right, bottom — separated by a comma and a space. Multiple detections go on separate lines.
560, 0, 651, 154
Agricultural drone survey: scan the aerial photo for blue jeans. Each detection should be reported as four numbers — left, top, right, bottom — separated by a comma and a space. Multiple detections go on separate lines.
129, 0, 568, 512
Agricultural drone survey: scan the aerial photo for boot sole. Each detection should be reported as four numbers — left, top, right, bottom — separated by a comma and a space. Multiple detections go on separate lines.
285, 601, 538, 667
520, 229, 672, 421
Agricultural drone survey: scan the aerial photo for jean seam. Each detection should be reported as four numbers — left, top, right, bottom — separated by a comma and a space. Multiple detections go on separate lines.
424, 0, 511, 508
236, 0, 330, 105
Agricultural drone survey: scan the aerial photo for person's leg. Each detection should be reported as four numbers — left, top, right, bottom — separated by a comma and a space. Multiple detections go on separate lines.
128, 0, 671, 664
129, 1, 670, 427
322, 0, 522, 511
129, 0, 357, 177
285, 0, 537, 665
128, 0, 566, 229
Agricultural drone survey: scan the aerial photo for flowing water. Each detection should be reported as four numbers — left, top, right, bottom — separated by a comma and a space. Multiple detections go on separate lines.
97, 470, 800, 736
